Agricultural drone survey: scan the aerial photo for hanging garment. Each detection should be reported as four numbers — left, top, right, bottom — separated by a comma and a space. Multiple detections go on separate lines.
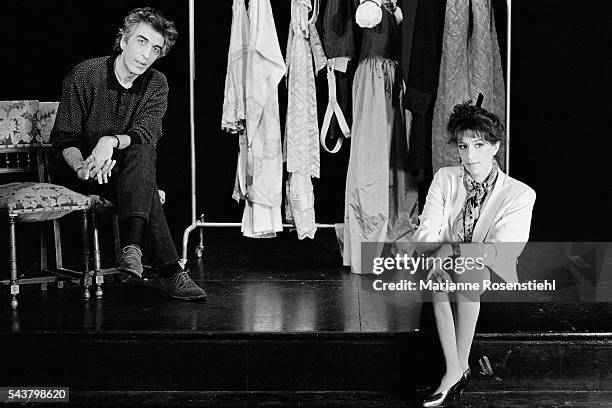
401, 0, 444, 173
285, 0, 324, 178
221, 0, 249, 134
284, 0, 326, 240
223, 0, 249, 201
318, 0, 356, 59
284, 172, 316, 239
223, 0, 250, 211
226, 0, 286, 238
317, 0, 357, 150
432, 0, 505, 173
343, 6, 419, 274
311, 0, 356, 226
398, 0, 418, 80
319, 58, 351, 154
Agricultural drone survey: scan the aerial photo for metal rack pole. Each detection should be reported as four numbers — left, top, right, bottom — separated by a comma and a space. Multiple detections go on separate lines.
506, 0, 511, 174
181, 214, 341, 265
179, 0, 199, 269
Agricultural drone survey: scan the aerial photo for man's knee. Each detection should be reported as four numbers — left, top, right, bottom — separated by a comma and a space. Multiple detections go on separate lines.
117, 144, 157, 172
121, 144, 156, 162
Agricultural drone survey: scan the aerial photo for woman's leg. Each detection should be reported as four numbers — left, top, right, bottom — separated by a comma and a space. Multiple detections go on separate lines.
431, 290, 464, 393
453, 266, 490, 371
453, 296, 481, 372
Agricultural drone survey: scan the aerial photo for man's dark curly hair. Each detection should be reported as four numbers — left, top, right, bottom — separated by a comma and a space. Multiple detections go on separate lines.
113, 7, 178, 57
447, 100, 504, 145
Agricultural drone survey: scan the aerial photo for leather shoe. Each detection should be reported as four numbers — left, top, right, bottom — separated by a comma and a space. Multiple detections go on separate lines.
117, 244, 143, 280
160, 270, 207, 301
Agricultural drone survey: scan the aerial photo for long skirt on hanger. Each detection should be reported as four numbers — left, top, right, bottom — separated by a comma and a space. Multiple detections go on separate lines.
432, 0, 506, 172
343, 57, 418, 274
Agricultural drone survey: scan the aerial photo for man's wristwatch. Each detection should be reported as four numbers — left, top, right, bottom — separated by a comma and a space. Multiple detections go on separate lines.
451, 243, 461, 257
112, 135, 121, 149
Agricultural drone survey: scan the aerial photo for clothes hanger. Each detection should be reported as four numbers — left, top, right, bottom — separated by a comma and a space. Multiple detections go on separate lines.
308, 0, 320, 25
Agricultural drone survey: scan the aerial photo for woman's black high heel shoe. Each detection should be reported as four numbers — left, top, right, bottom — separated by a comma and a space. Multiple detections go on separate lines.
452, 367, 472, 399
417, 368, 471, 397
460, 368, 472, 394
422, 377, 463, 408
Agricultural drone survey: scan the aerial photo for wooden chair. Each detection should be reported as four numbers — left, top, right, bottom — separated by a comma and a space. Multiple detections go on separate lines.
0, 101, 97, 309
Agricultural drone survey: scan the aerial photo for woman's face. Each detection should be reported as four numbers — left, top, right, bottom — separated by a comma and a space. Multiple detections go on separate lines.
457, 132, 499, 181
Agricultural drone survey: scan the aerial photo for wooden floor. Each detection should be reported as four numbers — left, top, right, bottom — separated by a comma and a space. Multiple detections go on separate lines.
1, 228, 611, 407
3, 229, 612, 333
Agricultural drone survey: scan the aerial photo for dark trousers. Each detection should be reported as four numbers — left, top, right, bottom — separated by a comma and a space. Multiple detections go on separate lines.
51, 144, 179, 269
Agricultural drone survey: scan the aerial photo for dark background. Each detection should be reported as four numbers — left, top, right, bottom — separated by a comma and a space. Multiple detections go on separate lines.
0, 0, 608, 250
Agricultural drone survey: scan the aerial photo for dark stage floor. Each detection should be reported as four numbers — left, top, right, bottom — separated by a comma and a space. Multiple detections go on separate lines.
1, 229, 611, 407
2, 228, 611, 333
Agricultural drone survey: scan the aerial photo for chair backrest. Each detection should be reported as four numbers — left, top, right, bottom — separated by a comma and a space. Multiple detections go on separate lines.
0, 101, 59, 183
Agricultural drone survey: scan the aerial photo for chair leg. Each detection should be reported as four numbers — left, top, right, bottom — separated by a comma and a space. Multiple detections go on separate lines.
10, 310, 20, 332
40, 221, 48, 271
112, 213, 120, 258
40, 222, 48, 291
81, 211, 91, 272
52, 219, 64, 290
8, 216, 18, 310
91, 211, 103, 298
112, 213, 121, 283
81, 211, 91, 300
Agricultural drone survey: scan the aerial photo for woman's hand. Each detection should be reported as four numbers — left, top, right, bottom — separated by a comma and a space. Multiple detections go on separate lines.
425, 244, 455, 293
426, 267, 454, 293
430, 243, 454, 260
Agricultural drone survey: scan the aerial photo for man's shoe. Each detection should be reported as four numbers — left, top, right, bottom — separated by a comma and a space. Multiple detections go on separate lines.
117, 244, 144, 280
160, 270, 207, 301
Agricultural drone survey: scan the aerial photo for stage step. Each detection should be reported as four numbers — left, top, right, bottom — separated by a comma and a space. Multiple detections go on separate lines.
2, 332, 610, 395
35, 390, 612, 407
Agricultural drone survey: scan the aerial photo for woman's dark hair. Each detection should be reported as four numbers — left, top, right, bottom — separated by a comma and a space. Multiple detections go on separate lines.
113, 7, 178, 57
446, 100, 504, 145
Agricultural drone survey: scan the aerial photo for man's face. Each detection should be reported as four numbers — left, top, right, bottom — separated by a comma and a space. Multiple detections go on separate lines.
120, 22, 165, 75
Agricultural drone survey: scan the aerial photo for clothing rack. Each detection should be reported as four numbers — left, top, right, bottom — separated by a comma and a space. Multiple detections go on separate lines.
181, 218, 337, 261
178, 0, 338, 266
179, 0, 512, 267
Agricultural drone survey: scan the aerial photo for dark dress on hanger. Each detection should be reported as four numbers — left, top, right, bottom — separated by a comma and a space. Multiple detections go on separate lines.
314, 0, 357, 224
343, 6, 418, 274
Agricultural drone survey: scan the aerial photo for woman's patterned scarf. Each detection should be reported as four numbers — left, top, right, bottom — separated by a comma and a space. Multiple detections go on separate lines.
455, 160, 499, 242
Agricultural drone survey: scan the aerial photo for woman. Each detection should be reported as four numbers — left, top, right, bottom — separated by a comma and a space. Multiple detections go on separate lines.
412, 101, 536, 407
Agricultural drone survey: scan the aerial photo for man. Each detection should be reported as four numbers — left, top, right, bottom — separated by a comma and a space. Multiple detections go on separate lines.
51, 7, 206, 301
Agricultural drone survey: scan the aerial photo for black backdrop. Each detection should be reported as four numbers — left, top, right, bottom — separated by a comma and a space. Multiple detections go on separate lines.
1, 0, 608, 249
